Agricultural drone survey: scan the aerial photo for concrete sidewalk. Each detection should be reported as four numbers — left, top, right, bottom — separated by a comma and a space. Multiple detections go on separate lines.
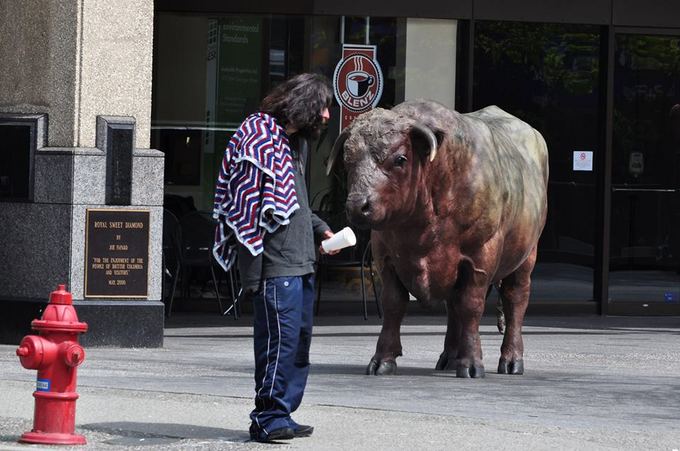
1, 314, 679, 450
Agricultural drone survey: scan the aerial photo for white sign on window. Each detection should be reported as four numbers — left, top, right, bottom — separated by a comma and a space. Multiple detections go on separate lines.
573, 151, 593, 171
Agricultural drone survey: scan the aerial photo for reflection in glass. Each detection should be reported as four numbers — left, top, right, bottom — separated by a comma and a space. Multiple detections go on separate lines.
610, 34, 680, 308
152, 13, 405, 212
474, 22, 601, 304
153, 14, 318, 209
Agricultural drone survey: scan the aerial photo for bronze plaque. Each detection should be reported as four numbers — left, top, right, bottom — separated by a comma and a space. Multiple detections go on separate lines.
84, 209, 150, 298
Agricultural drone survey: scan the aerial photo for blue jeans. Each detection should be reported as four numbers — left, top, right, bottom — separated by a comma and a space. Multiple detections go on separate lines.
249, 274, 315, 434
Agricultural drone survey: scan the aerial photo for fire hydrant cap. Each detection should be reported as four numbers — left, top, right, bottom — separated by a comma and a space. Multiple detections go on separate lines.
16, 335, 57, 370
64, 344, 86, 367
16, 336, 43, 369
50, 284, 72, 305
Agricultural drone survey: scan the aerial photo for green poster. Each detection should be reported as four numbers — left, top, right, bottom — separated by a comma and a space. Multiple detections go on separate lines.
203, 17, 263, 209
216, 17, 263, 126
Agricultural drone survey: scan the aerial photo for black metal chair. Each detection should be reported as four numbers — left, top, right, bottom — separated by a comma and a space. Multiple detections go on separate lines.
315, 227, 382, 320
220, 259, 241, 320
162, 208, 182, 317
178, 211, 225, 314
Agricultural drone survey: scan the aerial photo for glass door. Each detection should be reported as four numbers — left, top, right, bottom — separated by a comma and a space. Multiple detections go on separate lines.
609, 32, 680, 314
473, 22, 602, 311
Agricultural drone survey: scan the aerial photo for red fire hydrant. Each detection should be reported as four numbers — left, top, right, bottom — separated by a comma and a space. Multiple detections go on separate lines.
16, 284, 88, 445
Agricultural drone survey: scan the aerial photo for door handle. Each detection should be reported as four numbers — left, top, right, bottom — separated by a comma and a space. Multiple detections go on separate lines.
611, 188, 677, 193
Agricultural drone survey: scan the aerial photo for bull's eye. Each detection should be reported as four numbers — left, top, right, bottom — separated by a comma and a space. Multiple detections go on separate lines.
394, 155, 408, 167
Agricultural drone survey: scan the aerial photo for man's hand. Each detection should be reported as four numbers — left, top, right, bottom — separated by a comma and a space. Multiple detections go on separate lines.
240, 285, 260, 303
319, 230, 341, 255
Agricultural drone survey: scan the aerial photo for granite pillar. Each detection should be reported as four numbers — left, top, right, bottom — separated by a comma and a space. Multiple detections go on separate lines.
0, 0, 161, 347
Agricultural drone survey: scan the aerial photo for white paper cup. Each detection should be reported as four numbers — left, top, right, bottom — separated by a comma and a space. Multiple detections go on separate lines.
321, 227, 357, 253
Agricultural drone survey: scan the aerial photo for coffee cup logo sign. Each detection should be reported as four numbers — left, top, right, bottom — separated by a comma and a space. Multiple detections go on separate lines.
333, 44, 384, 131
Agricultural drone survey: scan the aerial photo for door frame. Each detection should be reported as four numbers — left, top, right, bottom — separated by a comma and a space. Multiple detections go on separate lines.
599, 25, 680, 315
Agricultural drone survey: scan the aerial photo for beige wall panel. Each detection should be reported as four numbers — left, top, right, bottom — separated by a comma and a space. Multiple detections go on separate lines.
79, 0, 154, 148
405, 19, 457, 110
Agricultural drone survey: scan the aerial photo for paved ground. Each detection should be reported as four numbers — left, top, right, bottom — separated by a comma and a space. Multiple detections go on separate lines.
1, 313, 680, 450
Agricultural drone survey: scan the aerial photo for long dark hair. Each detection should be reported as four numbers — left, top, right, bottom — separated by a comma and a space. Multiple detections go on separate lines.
260, 73, 333, 136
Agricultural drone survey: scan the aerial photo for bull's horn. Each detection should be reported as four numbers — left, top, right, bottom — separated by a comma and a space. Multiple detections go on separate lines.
411, 123, 438, 162
326, 130, 349, 176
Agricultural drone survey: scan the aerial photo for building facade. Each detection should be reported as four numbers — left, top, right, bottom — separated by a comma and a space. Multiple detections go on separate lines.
1, 0, 679, 346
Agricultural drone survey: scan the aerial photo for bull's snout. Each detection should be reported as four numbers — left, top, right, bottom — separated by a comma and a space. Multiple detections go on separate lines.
345, 194, 372, 227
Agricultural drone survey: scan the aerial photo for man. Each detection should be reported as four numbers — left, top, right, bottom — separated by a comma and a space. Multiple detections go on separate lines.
213, 73, 336, 443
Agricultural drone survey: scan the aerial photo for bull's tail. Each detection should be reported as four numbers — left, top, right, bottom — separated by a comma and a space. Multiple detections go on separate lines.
486, 283, 506, 334
496, 297, 506, 335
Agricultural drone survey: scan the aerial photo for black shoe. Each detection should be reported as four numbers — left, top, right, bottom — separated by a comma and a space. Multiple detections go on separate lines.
293, 423, 314, 437
249, 424, 295, 443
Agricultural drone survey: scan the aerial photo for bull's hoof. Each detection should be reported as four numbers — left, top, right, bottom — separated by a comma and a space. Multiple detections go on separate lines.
456, 363, 485, 378
366, 358, 397, 375
436, 353, 486, 376
498, 358, 524, 375
435, 355, 459, 372
435, 352, 449, 371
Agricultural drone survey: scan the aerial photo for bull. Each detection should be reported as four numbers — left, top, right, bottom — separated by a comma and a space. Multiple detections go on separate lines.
327, 100, 548, 378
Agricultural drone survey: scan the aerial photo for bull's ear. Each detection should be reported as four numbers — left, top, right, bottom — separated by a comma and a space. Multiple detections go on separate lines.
409, 123, 439, 162
326, 130, 349, 176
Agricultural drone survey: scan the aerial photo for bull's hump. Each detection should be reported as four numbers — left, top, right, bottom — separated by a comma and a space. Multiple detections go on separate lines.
470, 105, 515, 120
393, 99, 458, 126
465, 106, 532, 137
464, 107, 547, 169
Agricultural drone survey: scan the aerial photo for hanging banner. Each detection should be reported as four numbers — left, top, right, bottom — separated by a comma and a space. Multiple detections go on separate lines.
333, 44, 384, 131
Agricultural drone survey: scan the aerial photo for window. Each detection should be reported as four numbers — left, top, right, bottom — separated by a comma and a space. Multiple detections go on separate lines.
474, 22, 602, 303
0, 115, 41, 201
153, 13, 458, 212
